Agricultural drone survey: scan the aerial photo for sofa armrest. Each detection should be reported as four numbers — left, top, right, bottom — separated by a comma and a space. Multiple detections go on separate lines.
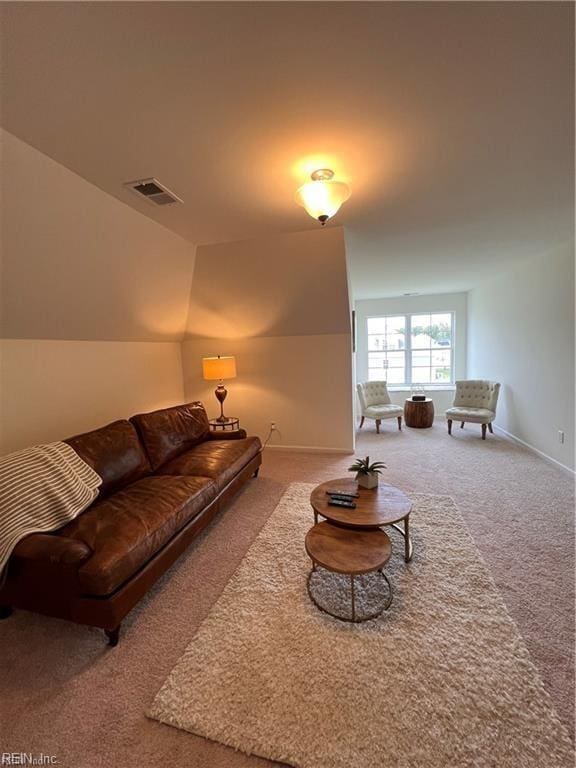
207, 429, 247, 441
13, 533, 93, 566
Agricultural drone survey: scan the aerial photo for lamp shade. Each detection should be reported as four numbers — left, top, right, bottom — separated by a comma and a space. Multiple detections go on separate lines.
202, 355, 237, 381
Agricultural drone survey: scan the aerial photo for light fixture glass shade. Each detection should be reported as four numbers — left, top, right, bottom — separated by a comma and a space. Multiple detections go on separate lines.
202, 355, 237, 380
295, 179, 351, 223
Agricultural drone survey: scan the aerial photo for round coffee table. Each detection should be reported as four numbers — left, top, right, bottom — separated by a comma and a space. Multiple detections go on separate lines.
404, 398, 434, 428
310, 478, 413, 562
305, 522, 393, 622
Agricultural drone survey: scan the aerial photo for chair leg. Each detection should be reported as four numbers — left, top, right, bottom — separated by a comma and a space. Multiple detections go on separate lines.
460, 422, 465, 428
447, 419, 452, 435
481, 423, 487, 440
359, 416, 365, 428
397, 416, 402, 431
253, 467, 260, 478
376, 419, 381, 434
488, 422, 493, 434
0, 605, 13, 620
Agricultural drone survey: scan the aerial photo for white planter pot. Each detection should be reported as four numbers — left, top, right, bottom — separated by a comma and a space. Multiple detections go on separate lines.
356, 471, 379, 489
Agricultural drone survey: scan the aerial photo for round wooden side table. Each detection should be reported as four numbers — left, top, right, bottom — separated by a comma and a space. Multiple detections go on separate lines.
209, 417, 239, 432
404, 398, 434, 428
305, 522, 393, 623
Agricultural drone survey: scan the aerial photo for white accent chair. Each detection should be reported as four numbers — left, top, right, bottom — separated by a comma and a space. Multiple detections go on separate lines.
356, 381, 403, 434
445, 380, 500, 440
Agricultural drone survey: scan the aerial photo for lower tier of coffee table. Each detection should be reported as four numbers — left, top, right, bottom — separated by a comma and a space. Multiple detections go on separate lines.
306, 566, 393, 623
304, 522, 393, 623
312, 512, 413, 563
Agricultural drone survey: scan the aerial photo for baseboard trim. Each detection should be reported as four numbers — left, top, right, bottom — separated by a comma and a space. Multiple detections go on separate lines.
493, 425, 575, 476
264, 444, 353, 455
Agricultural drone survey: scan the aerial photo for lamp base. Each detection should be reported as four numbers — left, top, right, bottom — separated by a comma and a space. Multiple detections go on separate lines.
214, 382, 228, 421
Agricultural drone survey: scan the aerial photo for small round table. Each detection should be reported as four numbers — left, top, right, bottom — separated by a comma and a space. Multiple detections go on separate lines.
305, 522, 393, 622
310, 478, 413, 562
209, 417, 239, 432
404, 398, 434, 428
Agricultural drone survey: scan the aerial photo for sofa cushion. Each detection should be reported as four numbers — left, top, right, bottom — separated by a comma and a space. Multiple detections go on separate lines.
445, 406, 495, 424
157, 436, 261, 491
65, 420, 151, 498
130, 402, 210, 471
364, 404, 403, 419
60, 475, 216, 596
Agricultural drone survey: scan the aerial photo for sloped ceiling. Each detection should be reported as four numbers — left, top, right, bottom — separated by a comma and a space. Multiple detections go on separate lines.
1, 129, 195, 341
1, 2, 573, 298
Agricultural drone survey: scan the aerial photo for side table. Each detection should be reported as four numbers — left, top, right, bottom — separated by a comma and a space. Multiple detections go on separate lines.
404, 398, 434, 428
209, 417, 239, 432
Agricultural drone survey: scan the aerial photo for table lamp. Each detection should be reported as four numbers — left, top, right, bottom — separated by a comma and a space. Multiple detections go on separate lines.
202, 355, 237, 422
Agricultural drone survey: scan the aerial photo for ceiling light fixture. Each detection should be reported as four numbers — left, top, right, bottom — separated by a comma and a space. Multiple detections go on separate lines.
295, 169, 351, 226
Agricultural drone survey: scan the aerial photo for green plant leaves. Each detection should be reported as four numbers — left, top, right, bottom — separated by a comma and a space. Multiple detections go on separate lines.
347, 456, 387, 475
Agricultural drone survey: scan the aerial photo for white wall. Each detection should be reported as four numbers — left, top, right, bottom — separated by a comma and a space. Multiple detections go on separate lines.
0, 340, 184, 454
183, 228, 354, 451
182, 335, 353, 452
354, 292, 468, 417
186, 227, 350, 339
467, 244, 574, 471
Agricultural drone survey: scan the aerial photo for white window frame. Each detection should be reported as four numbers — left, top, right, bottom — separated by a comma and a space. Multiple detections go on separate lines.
367, 311, 455, 388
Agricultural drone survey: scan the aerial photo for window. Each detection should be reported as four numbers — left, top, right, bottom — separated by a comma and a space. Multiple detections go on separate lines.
367, 312, 454, 387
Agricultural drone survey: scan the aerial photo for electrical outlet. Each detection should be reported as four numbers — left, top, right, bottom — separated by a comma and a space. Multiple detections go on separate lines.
558, 430, 565, 444
270, 422, 277, 432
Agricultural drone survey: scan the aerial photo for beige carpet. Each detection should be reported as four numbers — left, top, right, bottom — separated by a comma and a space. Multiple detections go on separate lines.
1, 426, 573, 768
148, 484, 574, 768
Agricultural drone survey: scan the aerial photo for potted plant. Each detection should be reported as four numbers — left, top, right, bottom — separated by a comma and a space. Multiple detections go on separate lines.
348, 456, 386, 490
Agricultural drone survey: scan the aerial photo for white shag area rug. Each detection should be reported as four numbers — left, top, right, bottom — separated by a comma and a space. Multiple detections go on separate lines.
148, 483, 574, 768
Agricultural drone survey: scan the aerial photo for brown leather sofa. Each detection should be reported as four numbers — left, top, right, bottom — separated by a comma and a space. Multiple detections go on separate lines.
0, 402, 261, 645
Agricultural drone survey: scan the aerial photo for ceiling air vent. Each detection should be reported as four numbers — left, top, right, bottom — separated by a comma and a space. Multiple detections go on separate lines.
124, 177, 183, 206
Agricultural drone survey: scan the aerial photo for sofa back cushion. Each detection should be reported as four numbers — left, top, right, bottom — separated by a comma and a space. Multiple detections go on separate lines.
130, 402, 210, 471
65, 420, 151, 498
357, 381, 392, 409
453, 380, 501, 412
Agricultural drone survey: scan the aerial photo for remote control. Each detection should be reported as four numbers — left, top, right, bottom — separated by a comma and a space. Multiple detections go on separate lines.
329, 493, 359, 502
325, 490, 359, 498
328, 499, 356, 509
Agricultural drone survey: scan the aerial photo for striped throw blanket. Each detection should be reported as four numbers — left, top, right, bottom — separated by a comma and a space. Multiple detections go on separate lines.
0, 441, 102, 582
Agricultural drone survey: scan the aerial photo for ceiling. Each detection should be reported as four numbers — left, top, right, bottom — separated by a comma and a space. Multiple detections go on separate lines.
1, 2, 573, 299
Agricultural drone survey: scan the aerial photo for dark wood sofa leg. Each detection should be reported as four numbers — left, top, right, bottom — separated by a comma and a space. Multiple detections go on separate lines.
376, 419, 381, 434
253, 467, 260, 478
359, 416, 365, 428
447, 419, 452, 435
481, 423, 487, 440
488, 422, 493, 434
397, 416, 402, 430
0, 605, 13, 619
105, 626, 121, 647
460, 422, 465, 428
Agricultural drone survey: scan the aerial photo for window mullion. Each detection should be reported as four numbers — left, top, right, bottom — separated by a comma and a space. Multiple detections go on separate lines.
405, 314, 411, 387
